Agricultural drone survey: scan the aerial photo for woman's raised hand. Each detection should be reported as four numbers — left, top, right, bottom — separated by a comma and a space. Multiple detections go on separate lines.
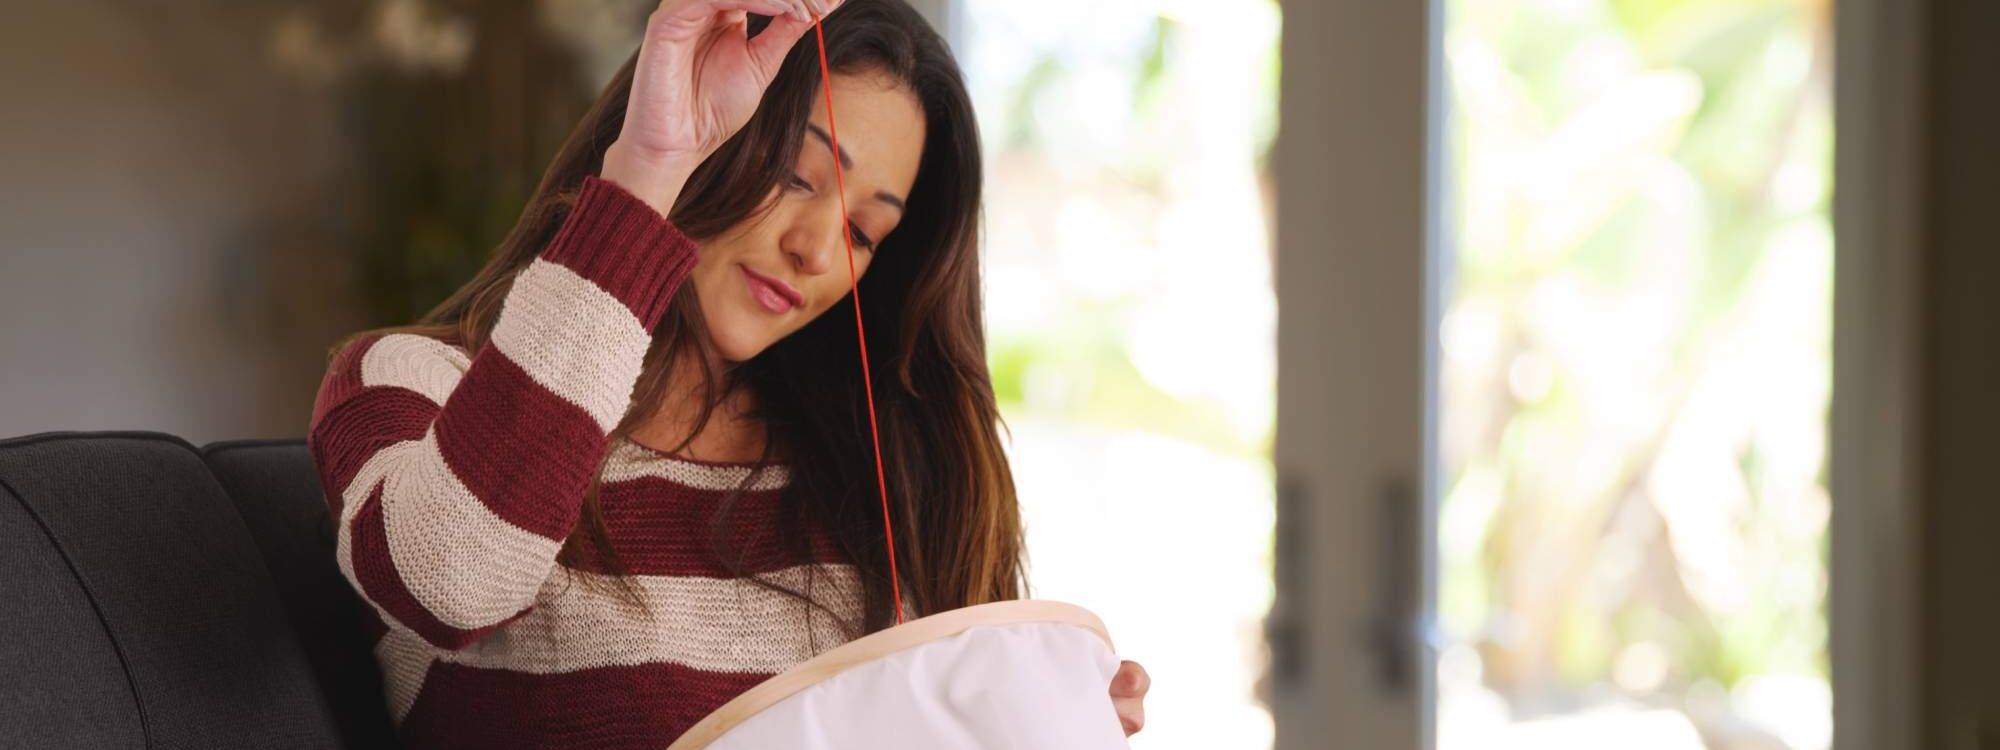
602, 0, 845, 215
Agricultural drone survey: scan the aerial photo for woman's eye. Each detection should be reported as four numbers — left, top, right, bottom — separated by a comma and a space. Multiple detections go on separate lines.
847, 222, 876, 251
785, 172, 874, 250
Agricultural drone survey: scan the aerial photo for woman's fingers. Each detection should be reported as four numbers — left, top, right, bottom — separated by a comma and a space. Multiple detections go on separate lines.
1110, 659, 1150, 696
764, 0, 839, 24
745, 7, 815, 73
1112, 694, 1145, 736
1109, 660, 1149, 736
621, 0, 844, 156
700, 0, 797, 21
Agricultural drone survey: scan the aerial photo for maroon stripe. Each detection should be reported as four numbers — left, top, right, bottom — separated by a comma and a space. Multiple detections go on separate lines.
396, 659, 773, 749
538, 175, 701, 327
310, 332, 381, 429
309, 386, 440, 517
561, 477, 849, 577
346, 483, 530, 650
432, 347, 606, 541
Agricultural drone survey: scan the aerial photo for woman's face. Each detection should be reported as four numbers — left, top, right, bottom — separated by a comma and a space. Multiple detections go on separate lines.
688, 69, 927, 363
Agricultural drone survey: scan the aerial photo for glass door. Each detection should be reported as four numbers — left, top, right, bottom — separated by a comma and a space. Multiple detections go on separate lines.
1434, 1, 1836, 749
1268, 1, 1843, 749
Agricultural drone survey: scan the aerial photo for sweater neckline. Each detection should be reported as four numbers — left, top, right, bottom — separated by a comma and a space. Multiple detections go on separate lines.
615, 434, 789, 469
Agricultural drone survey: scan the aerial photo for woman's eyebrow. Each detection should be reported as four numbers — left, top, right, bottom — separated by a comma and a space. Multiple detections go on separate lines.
805, 123, 906, 212
805, 124, 853, 170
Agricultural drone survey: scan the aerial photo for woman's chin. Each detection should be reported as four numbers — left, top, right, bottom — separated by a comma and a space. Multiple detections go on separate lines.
708, 323, 771, 363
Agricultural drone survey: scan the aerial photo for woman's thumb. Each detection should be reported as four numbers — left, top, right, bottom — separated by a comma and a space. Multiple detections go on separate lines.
746, 12, 814, 79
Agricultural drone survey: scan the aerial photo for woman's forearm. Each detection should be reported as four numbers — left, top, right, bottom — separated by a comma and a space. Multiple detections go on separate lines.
601, 139, 704, 219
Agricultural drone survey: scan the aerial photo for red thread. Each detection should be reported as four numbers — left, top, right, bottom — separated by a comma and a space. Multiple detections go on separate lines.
811, 10, 905, 626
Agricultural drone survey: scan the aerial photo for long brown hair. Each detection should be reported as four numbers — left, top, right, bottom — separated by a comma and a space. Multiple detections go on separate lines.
327, 0, 1022, 638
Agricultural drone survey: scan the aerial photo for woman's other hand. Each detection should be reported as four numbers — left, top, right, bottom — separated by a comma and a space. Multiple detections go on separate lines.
603, 0, 845, 215
1110, 659, 1151, 736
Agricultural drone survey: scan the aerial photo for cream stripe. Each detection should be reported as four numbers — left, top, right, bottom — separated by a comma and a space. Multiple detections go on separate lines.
384, 430, 564, 629
334, 430, 565, 631
489, 258, 654, 434
601, 435, 791, 491
360, 333, 470, 405
334, 457, 370, 605
375, 625, 438, 722
433, 563, 864, 676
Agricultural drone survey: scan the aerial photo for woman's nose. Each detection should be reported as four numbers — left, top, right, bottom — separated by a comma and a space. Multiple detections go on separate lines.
783, 205, 845, 275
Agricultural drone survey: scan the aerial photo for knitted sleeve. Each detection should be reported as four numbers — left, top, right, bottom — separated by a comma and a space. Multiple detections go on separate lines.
306, 176, 698, 650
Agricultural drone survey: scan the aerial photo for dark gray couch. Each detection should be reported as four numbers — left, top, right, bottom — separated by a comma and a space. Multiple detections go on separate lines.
0, 431, 399, 749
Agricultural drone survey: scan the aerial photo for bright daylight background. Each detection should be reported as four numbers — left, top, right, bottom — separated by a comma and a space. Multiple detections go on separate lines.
256, 1, 1831, 747
1436, 1, 1834, 749
955, 1, 1282, 747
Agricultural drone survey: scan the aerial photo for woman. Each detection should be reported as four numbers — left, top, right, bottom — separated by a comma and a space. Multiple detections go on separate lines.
306, 0, 1150, 746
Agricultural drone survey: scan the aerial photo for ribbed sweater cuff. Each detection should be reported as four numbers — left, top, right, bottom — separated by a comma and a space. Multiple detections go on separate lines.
539, 175, 701, 327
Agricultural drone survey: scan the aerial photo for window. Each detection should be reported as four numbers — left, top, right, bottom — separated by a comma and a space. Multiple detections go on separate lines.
956, 2, 1283, 746
1437, 2, 1834, 747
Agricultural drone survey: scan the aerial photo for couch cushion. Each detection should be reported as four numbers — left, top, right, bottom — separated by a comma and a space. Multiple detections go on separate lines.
0, 452, 143, 748
201, 438, 398, 749
0, 431, 342, 749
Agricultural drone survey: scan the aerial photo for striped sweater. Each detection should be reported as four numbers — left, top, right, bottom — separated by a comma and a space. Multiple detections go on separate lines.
307, 175, 866, 748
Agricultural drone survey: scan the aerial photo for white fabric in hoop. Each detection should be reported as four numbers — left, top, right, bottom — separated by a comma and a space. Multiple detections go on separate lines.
668, 600, 1131, 749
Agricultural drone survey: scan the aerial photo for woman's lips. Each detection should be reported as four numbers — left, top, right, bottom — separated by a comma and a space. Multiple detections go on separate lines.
740, 264, 800, 314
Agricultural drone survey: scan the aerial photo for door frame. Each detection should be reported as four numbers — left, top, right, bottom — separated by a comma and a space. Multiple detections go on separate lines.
1268, 0, 1927, 748
1828, 0, 1927, 748
1268, 0, 1442, 747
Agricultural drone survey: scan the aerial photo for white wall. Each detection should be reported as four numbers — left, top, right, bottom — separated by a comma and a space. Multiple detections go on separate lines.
0, 3, 363, 443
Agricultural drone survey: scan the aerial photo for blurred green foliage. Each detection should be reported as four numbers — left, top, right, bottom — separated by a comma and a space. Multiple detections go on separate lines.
1439, 0, 1832, 745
